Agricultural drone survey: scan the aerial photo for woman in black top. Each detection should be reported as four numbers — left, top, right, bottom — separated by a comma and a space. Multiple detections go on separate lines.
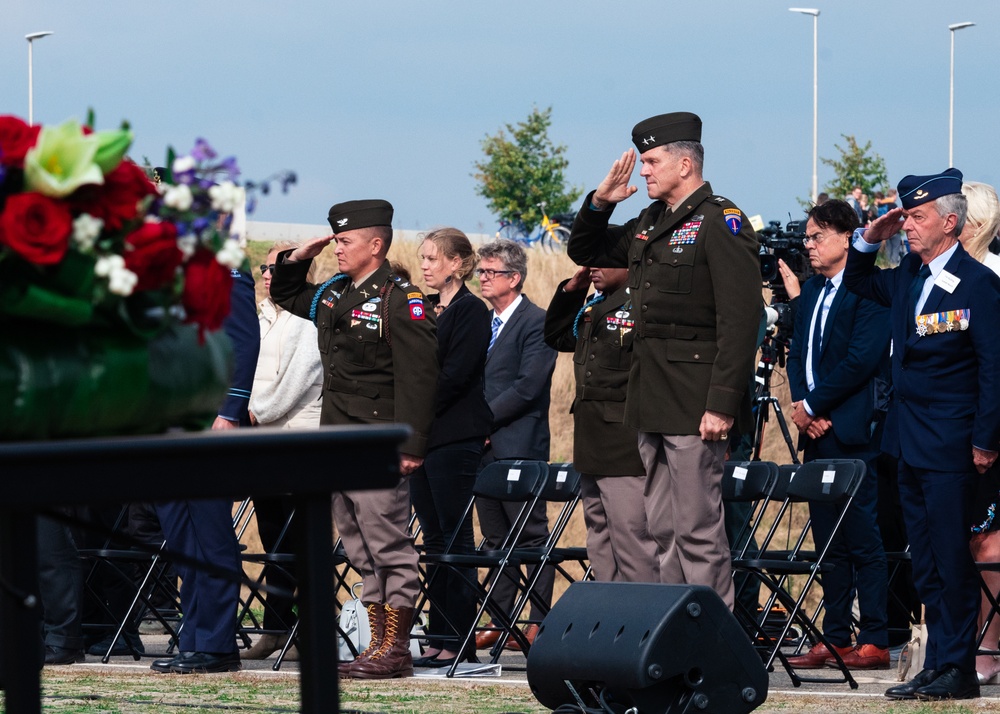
410, 227, 492, 667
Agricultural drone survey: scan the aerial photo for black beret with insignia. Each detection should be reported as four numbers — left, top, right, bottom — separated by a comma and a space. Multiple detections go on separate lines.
897, 168, 963, 210
327, 199, 394, 234
632, 112, 702, 152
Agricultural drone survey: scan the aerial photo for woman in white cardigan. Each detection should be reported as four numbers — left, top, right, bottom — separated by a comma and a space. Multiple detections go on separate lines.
244, 241, 324, 659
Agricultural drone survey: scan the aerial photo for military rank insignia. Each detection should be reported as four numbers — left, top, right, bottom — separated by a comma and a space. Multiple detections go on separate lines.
723, 208, 743, 235
669, 220, 702, 245
915, 308, 969, 337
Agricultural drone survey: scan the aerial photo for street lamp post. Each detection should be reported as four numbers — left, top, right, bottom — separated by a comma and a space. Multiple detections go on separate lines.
790, 8, 820, 204
949, 22, 975, 166
25, 31, 54, 126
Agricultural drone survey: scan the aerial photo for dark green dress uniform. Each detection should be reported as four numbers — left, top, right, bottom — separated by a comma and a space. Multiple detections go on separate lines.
269, 256, 438, 610
567, 179, 761, 608
567, 183, 762, 434
544, 279, 658, 582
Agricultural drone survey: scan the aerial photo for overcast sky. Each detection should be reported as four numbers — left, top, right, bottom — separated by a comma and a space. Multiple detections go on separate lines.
5, 1, 999, 235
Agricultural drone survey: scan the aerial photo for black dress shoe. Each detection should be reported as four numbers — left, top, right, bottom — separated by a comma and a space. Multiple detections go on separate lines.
151, 652, 191, 673
914, 665, 980, 701
88, 631, 145, 657
169, 651, 241, 674
885, 668, 940, 699
43, 646, 84, 665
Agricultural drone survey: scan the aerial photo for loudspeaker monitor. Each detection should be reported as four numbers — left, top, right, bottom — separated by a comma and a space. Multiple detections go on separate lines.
526, 582, 767, 713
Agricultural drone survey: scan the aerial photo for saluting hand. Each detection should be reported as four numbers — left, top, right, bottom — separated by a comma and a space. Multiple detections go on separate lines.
974, 446, 998, 474
862, 207, 905, 244
288, 234, 335, 262
592, 149, 638, 209
564, 266, 592, 293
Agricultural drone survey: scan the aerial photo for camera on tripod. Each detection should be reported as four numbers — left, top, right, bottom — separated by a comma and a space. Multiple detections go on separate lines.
757, 219, 813, 338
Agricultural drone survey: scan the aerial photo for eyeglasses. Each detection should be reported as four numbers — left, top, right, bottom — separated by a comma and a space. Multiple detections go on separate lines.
259, 264, 276, 275
475, 268, 514, 280
803, 232, 830, 246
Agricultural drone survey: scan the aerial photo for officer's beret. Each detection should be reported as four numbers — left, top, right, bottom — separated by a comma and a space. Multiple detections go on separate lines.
897, 168, 963, 210
632, 112, 702, 152
327, 199, 394, 233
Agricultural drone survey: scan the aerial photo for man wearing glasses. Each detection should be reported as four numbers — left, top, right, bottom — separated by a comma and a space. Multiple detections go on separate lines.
473, 238, 557, 651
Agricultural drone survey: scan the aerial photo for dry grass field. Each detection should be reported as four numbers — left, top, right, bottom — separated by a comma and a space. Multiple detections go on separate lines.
244, 236, 808, 605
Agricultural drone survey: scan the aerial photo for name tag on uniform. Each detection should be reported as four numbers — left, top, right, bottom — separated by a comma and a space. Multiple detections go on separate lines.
935, 270, 961, 293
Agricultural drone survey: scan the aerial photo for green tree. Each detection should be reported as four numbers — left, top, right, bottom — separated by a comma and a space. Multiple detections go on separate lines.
474, 106, 582, 232
820, 134, 889, 199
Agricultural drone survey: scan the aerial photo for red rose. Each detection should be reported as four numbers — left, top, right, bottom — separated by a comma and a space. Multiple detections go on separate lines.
71, 159, 156, 232
123, 221, 182, 291
0, 116, 40, 167
182, 248, 232, 334
0, 192, 72, 265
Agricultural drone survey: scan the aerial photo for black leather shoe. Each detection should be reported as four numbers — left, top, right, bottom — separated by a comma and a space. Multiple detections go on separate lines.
151, 652, 191, 673
885, 668, 940, 699
43, 646, 84, 665
88, 631, 145, 657
169, 651, 241, 674
914, 666, 980, 700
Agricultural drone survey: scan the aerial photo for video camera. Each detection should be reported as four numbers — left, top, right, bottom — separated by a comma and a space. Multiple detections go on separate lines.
757, 219, 813, 338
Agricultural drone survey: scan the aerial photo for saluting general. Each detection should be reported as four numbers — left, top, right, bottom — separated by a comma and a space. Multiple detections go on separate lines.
567, 112, 762, 608
269, 199, 439, 680
844, 169, 1000, 702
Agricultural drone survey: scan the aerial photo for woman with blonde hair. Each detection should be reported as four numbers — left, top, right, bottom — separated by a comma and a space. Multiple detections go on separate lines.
962, 182, 1000, 684
409, 227, 492, 668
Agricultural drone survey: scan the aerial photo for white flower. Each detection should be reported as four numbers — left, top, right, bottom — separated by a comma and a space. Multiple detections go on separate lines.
208, 181, 245, 213
71, 213, 104, 251
163, 184, 193, 211
215, 238, 245, 270
94, 254, 138, 296
177, 235, 198, 260
94, 254, 124, 277
172, 155, 196, 174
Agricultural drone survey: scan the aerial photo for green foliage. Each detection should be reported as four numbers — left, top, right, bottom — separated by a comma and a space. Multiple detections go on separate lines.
821, 134, 889, 199
473, 106, 582, 231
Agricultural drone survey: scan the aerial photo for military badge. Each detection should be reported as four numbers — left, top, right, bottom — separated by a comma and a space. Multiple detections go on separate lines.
915, 308, 969, 337
351, 309, 380, 323
408, 297, 425, 320
723, 208, 742, 235
669, 220, 702, 245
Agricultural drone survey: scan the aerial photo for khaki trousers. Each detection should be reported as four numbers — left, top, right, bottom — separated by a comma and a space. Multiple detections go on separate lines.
332, 478, 420, 609
580, 474, 659, 583
638, 432, 733, 609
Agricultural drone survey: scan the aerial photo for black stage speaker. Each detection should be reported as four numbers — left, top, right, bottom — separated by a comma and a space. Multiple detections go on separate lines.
526, 582, 767, 713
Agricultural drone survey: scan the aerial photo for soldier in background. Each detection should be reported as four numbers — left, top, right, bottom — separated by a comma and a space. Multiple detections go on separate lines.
544, 266, 658, 582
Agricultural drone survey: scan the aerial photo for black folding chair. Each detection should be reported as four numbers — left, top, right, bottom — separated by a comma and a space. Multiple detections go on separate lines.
731, 459, 866, 689
417, 459, 549, 677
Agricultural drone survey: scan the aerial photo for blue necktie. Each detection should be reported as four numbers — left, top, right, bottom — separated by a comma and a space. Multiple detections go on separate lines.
908, 264, 932, 324
488, 315, 502, 354
811, 279, 834, 373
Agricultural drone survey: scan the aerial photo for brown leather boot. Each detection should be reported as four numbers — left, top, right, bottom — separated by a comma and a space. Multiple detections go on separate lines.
349, 605, 415, 679
338, 602, 384, 678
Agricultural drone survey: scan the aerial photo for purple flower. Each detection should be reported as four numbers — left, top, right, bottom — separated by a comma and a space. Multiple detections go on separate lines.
190, 138, 217, 162
218, 156, 240, 180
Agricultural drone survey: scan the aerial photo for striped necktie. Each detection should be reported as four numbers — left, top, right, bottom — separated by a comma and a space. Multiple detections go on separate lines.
488, 315, 502, 354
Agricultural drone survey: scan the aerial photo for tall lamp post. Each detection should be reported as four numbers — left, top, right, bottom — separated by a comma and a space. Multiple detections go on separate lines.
25, 31, 54, 126
790, 8, 820, 204
949, 22, 974, 166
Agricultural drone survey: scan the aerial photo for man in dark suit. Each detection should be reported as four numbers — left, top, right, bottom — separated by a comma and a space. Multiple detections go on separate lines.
845, 169, 1000, 701
567, 112, 761, 608
784, 200, 891, 670
544, 266, 658, 583
474, 238, 557, 651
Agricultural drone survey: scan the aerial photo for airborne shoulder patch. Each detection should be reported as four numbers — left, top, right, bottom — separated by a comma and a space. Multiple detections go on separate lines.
723, 208, 742, 235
